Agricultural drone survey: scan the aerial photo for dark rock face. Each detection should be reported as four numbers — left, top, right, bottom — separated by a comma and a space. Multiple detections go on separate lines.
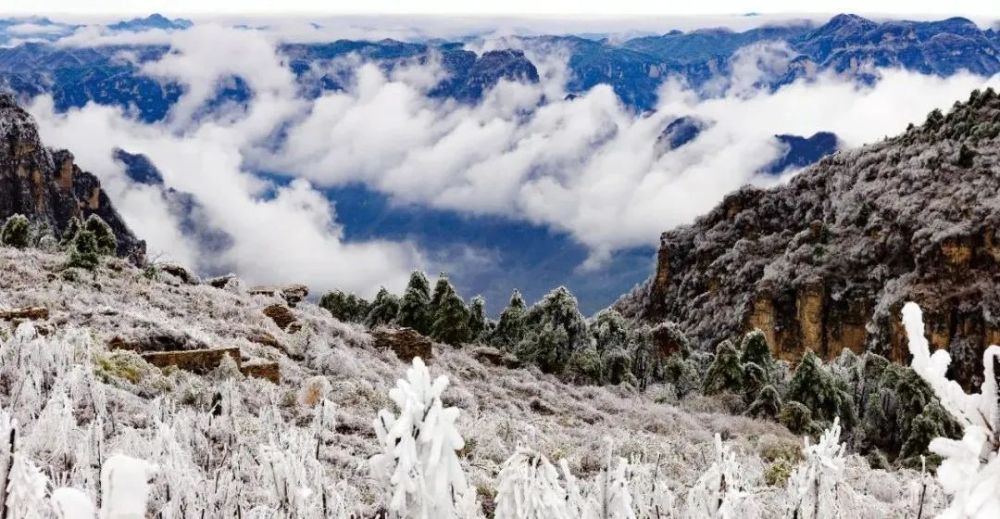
372, 327, 434, 362
0, 93, 145, 261
620, 88, 1000, 388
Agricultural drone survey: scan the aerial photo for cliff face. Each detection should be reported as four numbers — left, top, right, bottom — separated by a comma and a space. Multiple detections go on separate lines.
0, 93, 144, 260
620, 88, 1000, 387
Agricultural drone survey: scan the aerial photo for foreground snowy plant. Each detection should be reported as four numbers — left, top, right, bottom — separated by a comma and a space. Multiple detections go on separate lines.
494, 448, 571, 519
903, 302, 1000, 518
100, 454, 157, 519
785, 418, 856, 518
370, 357, 478, 518
685, 434, 757, 518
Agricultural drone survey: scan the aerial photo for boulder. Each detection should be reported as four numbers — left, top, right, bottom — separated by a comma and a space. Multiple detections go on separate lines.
240, 360, 280, 384
140, 347, 241, 374
207, 274, 236, 289
0, 306, 48, 321
158, 262, 199, 284
372, 327, 433, 362
249, 284, 309, 307
262, 304, 297, 331
471, 346, 520, 368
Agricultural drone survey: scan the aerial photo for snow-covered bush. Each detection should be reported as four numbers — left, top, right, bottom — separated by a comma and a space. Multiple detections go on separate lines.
903, 301, 1000, 518
1, 214, 31, 249
370, 357, 478, 518
785, 418, 857, 518
494, 449, 570, 519
684, 434, 758, 517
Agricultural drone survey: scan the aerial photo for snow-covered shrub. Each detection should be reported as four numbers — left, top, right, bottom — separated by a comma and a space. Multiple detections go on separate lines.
685, 434, 757, 517
785, 418, 858, 518
1, 214, 31, 249
370, 357, 478, 518
83, 215, 117, 257
903, 302, 1000, 518
494, 448, 570, 519
100, 454, 156, 519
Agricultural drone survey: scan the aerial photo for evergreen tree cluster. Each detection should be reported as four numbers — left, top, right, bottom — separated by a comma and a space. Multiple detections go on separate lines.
694, 329, 961, 468
0, 213, 118, 270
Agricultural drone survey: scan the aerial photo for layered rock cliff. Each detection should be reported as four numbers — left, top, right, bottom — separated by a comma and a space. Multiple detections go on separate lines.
619, 88, 1000, 387
0, 93, 144, 260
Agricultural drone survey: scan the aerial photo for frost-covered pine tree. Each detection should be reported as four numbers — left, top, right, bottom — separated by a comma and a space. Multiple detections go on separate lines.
399, 271, 433, 334
370, 358, 477, 518
492, 290, 528, 348
903, 302, 1000, 518
702, 340, 743, 395
366, 287, 401, 328
785, 418, 857, 518
494, 448, 571, 519
467, 296, 488, 342
430, 280, 471, 346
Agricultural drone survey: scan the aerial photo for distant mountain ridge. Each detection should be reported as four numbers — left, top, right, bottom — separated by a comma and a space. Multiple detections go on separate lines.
618, 88, 1000, 388
1, 13, 998, 122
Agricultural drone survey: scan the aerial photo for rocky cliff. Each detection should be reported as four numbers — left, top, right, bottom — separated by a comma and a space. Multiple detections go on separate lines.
619, 88, 1000, 387
0, 92, 144, 260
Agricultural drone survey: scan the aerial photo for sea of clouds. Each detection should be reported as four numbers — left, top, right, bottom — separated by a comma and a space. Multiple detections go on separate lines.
23, 21, 1000, 299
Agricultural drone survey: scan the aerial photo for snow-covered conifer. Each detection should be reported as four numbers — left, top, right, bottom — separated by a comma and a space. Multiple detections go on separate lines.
399, 271, 433, 334
430, 280, 471, 346
366, 287, 401, 328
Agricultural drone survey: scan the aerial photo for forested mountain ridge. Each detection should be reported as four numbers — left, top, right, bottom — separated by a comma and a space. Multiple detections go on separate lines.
619, 87, 1000, 388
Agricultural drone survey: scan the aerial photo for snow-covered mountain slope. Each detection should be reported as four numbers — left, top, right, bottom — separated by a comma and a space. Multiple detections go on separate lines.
0, 245, 933, 516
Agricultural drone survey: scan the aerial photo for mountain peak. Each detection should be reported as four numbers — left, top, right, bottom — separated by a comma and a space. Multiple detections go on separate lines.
622, 88, 1000, 388
0, 92, 145, 260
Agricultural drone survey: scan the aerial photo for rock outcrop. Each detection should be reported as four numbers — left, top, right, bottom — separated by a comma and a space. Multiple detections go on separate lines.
620, 88, 1000, 388
0, 93, 144, 260
372, 327, 434, 362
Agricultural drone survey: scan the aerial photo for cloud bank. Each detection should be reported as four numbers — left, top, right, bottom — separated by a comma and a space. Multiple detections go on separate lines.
25, 22, 1000, 298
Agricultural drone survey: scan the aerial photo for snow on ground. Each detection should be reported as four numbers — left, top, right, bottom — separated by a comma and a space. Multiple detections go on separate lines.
0, 246, 935, 516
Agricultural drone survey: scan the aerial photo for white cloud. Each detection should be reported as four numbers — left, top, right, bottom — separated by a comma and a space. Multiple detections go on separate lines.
22, 20, 1000, 295
28, 25, 423, 297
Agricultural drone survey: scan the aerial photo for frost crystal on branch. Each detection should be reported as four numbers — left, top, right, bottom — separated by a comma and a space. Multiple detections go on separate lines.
494, 448, 570, 519
903, 302, 1000, 518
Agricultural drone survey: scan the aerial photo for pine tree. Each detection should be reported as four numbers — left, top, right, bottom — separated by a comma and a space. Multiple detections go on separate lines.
318, 290, 370, 323
0, 214, 31, 249
748, 384, 783, 419
467, 296, 488, 342
59, 217, 80, 247
591, 309, 629, 354
521, 287, 587, 373
430, 280, 470, 346
492, 290, 527, 348
566, 346, 603, 385
365, 288, 400, 328
84, 215, 117, 256
702, 340, 743, 395
785, 351, 856, 427
663, 354, 701, 398
397, 271, 432, 334
66, 228, 101, 270
428, 275, 451, 318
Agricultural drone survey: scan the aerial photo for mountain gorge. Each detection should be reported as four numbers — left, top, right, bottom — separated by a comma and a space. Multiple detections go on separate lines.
620, 88, 1000, 388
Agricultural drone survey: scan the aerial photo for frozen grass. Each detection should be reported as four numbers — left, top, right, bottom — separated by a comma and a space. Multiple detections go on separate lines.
0, 247, 938, 516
